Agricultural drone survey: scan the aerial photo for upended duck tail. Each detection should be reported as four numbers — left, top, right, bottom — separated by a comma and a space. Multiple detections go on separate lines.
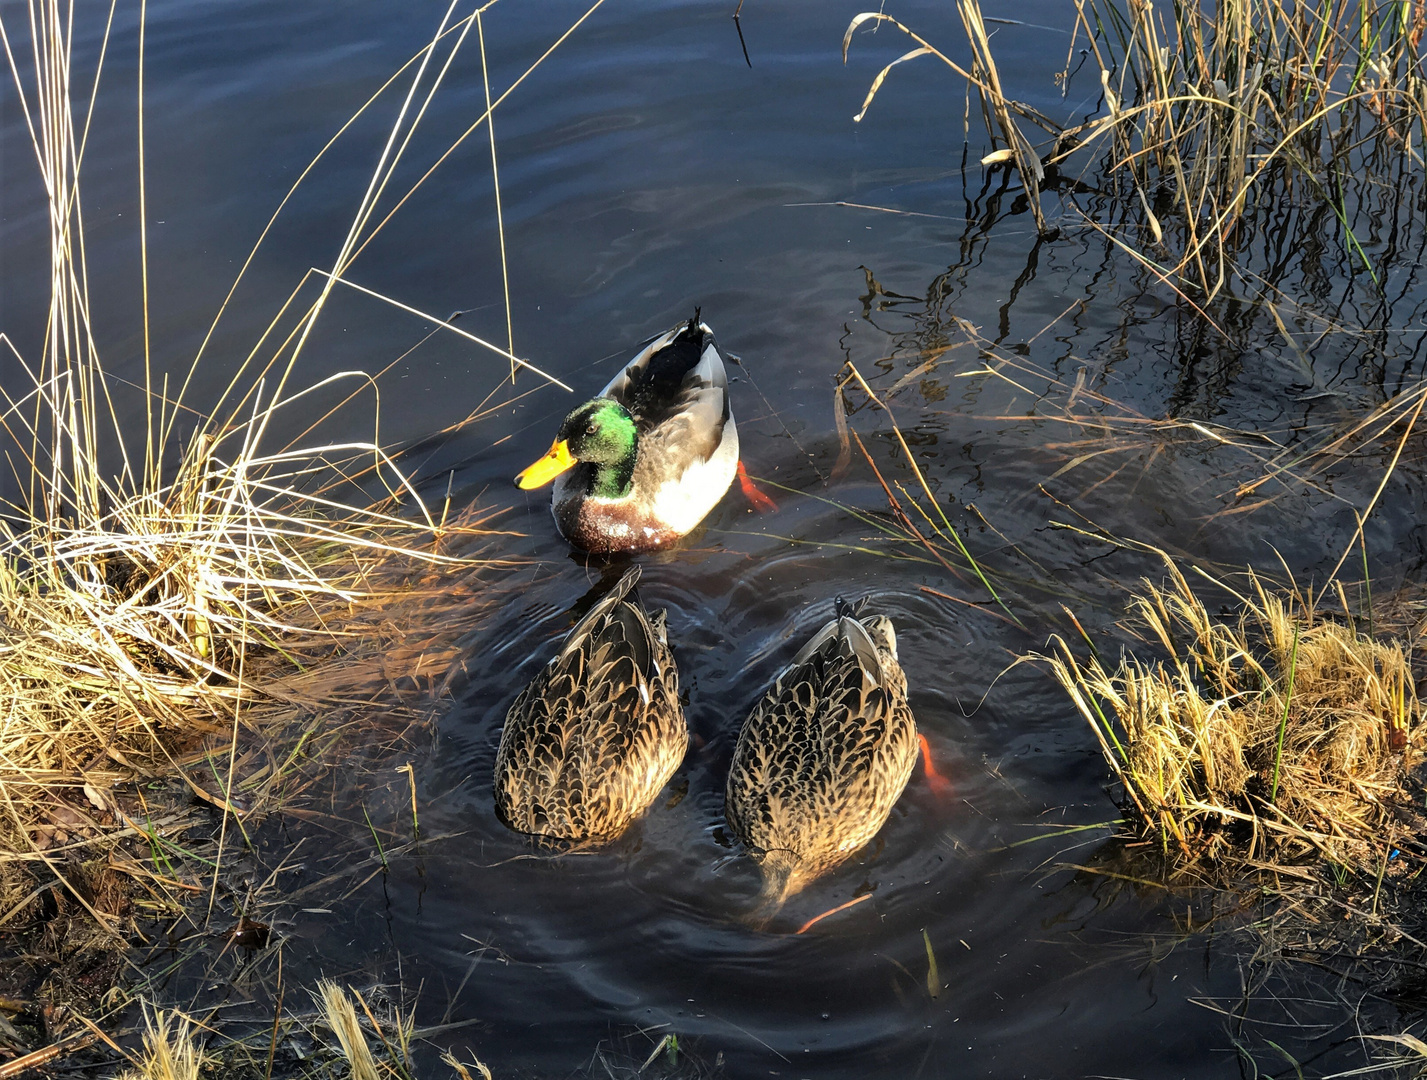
743, 849, 800, 931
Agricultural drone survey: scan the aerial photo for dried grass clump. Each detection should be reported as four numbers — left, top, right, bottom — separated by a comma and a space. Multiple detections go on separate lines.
312, 980, 440, 1080
1044, 559, 1420, 868
845, 0, 1427, 294
120, 1009, 211, 1080
0, 489, 483, 779
316, 982, 386, 1080
0, 0, 542, 970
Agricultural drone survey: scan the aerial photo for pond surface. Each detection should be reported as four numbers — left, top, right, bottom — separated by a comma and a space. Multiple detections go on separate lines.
7, 1, 1427, 1076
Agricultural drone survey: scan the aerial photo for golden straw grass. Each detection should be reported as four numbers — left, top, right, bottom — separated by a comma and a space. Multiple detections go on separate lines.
119, 1010, 210, 1080
315, 983, 384, 1080
1041, 554, 1420, 870
0, 0, 594, 981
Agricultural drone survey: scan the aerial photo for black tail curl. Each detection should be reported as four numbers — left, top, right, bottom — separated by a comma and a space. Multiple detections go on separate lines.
834, 595, 871, 620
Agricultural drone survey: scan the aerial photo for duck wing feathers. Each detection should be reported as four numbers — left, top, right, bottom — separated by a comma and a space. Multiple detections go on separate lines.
599, 316, 731, 466
725, 613, 917, 886
494, 567, 688, 842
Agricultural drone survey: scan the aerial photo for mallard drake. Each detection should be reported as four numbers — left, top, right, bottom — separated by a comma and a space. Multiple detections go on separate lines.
493, 566, 688, 843
725, 600, 918, 921
515, 312, 738, 555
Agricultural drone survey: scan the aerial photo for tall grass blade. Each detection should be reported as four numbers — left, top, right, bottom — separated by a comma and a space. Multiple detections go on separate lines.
1270, 624, 1300, 805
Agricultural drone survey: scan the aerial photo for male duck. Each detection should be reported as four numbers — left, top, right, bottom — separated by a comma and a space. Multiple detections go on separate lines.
515, 312, 738, 555
725, 600, 918, 922
493, 566, 688, 843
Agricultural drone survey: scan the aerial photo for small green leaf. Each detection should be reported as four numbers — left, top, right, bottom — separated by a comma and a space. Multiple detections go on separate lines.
922, 929, 940, 999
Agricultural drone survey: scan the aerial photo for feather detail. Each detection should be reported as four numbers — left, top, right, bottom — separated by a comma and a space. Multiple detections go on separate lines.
725, 605, 918, 920
494, 567, 689, 843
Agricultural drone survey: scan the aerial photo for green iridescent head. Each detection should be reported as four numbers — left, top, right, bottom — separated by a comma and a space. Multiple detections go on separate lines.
561, 398, 636, 460
558, 398, 637, 498
515, 398, 638, 498
513, 396, 636, 496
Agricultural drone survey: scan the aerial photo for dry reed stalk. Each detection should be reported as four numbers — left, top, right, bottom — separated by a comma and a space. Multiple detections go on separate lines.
843, 6, 1059, 238
956, 1, 1047, 236
441, 1050, 494, 1080
315, 982, 383, 1080
845, 0, 1427, 289
312, 981, 427, 1080
835, 361, 1023, 625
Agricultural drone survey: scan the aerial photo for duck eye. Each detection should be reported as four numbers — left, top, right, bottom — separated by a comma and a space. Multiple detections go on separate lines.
585, 423, 596, 436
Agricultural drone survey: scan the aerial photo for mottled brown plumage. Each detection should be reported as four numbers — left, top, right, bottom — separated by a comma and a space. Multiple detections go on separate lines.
494, 567, 688, 843
725, 604, 918, 920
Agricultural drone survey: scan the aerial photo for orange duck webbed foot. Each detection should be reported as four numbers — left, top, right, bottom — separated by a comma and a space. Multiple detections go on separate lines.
737, 460, 778, 512
919, 733, 952, 798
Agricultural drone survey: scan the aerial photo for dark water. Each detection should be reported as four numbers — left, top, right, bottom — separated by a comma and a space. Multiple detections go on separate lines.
7, 1, 1427, 1076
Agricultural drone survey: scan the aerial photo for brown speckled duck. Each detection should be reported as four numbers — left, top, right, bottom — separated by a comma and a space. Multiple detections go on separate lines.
725, 600, 918, 921
514, 312, 738, 555
493, 567, 688, 843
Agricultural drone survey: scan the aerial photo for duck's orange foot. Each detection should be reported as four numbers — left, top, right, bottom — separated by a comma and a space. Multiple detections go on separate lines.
795, 892, 871, 934
918, 733, 952, 798
737, 460, 778, 512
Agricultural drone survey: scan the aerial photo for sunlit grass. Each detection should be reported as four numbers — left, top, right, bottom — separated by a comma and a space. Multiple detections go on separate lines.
1040, 552, 1418, 870
107, 985, 478, 1080
119, 1009, 210, 1080
845, 0, 1427, 297
0, 0, 594, 971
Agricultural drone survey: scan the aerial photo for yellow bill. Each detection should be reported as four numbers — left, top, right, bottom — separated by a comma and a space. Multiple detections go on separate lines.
515, 439, 577, 489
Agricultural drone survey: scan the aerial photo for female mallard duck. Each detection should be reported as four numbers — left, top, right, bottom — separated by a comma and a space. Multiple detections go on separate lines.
725, 600, 918, 921
515, 312, 738, 555
494, 566, 688, 843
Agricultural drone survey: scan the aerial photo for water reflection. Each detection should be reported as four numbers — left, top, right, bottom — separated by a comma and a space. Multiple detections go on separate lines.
842, 148, 1427, 603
